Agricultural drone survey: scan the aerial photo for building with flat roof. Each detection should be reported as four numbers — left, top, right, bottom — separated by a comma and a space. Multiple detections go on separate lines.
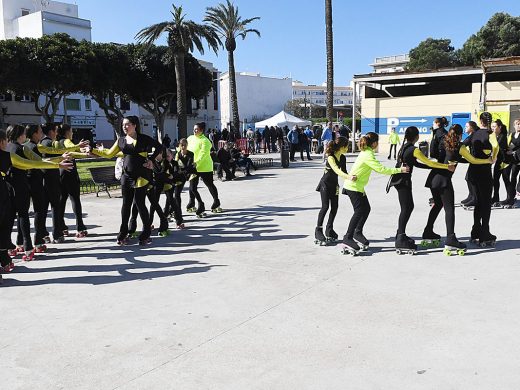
219, 72, 292, 130
292, 81, 353, 107
352, 57, 520, 153
370, 54, 410, 74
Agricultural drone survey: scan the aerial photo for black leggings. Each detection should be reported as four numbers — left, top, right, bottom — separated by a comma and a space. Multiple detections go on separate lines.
29, 175, 47, 246
12, 180, 33, 252
388, 144, 397, 158
43, 174, 62, 239
425, 183, 455, 236
59, 174, 86, 233
189, 171, 219, 206
148, 187, 168, 232
317, 187, 338, 230
471, 175, 493, 237
510, 164, 520, 200
289, 143, 298, 160
174, 180, 187, 209
396, 184, 414, 235
344, 190, 371, 238
492, 162, 511, 202
165, 188, 183, 225
119, 180, 150, 242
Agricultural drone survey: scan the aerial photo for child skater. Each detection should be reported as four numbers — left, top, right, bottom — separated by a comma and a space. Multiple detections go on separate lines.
342, 132, 408, 254
315, 136, 356, 245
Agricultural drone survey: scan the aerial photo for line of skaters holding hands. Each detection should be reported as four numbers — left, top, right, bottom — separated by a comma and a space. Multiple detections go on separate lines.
315, 112, 504, 256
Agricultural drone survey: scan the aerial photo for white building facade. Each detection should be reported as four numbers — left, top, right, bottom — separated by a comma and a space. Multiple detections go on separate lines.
370, 54, 410, 74
219, 72, 292, 130
292, 81, 353, 107
0, 0, 219, 143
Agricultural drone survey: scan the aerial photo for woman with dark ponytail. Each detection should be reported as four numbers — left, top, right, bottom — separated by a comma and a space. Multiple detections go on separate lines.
490, 119, 511, 206
466, 112, 499, 246
423, 124, 492, 255
341, 132, 408, 255
387, 126, 453, 253
91, 116, 162, 245
460, 121, 479, 208
314, 136, 356, 244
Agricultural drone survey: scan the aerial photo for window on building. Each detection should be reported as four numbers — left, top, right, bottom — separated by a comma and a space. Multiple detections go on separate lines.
119, 98, 130, 111
21, 9, 30, 16
85, 99, 92, 111
204, 95, 208, 110
65, 98, 81, 111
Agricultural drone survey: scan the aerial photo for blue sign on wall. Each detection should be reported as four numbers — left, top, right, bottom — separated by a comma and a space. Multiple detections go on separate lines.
361, 116, 453, 135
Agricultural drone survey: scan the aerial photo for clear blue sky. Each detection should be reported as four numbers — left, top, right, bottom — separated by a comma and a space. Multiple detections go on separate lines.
75, 0, 520, 85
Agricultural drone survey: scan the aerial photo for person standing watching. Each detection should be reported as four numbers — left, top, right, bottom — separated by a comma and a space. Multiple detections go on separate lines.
321, 122, 333, 162
388, 127, 400, 159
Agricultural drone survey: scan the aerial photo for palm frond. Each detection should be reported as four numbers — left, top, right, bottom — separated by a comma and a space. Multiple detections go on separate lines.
135, 21, 171, 45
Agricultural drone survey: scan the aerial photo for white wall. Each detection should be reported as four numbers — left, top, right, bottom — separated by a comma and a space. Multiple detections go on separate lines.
220, 73, 292, 129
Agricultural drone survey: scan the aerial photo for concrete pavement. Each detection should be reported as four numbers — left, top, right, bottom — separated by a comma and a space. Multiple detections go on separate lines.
2, 153, 520, 390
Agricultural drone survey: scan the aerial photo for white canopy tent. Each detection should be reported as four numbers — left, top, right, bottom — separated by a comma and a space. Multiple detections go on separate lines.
254, 111, 312, 129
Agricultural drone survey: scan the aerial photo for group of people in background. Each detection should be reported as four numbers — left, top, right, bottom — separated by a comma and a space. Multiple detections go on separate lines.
315, 112, 518, 256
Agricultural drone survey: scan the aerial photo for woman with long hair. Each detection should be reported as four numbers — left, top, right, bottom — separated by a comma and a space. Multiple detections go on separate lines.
91, 116, 162, 245
491, 119, 511, 206
387, 126, 453, 253
315, 136, 356, 245
423, 124, 492, 255
342, 132, 407, 255
460, 121, 479, 208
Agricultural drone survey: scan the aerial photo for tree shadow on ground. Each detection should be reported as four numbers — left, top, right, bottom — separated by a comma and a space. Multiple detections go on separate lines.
2, 205, 315, 288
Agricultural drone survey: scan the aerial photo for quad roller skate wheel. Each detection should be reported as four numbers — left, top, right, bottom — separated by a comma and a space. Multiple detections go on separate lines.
159, 230, 170, 237
76, 231, 88, 238
186, 207, 197, 213
196, 213, 208, 219
341, 246, 359, 256
211, 207, 223, 213
420, 239, 440, 248
396, 249, 416, 255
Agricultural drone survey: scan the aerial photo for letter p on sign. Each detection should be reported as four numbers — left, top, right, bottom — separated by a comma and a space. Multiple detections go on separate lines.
387, 118, 399, 134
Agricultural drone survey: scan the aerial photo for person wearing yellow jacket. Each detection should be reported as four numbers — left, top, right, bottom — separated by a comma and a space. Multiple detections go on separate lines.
388, 127, 400, 160
342, 132, 409, 253
187, 122, 221, 216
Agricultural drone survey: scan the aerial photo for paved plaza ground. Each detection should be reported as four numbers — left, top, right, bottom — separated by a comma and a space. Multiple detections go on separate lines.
2, 152, 520, 390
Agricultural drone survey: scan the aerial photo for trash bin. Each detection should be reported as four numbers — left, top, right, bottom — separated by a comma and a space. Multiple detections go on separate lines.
281, 138, 290, 168
419, 141, 429, 158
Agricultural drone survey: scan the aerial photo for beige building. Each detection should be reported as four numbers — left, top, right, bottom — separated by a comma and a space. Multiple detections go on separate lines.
352, 57, 520, 154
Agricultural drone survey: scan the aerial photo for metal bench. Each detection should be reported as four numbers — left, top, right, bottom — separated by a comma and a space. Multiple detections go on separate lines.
88, 166, 120, 198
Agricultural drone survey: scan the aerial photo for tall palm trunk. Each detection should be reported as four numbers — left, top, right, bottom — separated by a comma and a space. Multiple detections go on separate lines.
325, 0, 334, 124
174, 52, 187, 139
228, 49, 240, 134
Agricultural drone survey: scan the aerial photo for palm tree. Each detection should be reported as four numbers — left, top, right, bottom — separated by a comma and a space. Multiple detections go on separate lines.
135, 4, 220, 140
205, 0, 260, 135
325, 0, 334, 124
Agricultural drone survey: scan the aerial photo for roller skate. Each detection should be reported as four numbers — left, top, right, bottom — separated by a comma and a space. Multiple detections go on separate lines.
76, 230, 88, 238
443, 234, 467, 256
22, 249, 36, 262
34, 244, 47, 253
353, 232, 369, 251
62, 229, 70, 236
159, 229, 170, 237
325, 226, 339, 243
116, 237, 130, 246
211, 200, 223, 213
314, 227, 329, 246
395, 234, 417, 255
341, 237, 361, 256
469, 226, 481, 244
186, 202, 196, 213
478, 233, 496, 248
8, 246, 22, 258
52, 236, 65, 244
128, 231, 139, 239
176, 223, 185, 230
196, 203, 207, 219
43, 236, 51, 244
421, 228, 441, 248
139, 238, 152, 246
462, 203, 475, 211
501, 199, 517, 209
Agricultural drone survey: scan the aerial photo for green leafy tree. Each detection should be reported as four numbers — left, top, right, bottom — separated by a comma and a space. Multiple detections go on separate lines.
458, 12, 520, 66
135, 4, 219, 140
407, 38, 458, 71
205, 0, 260, 135
0, 34, 89, 123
